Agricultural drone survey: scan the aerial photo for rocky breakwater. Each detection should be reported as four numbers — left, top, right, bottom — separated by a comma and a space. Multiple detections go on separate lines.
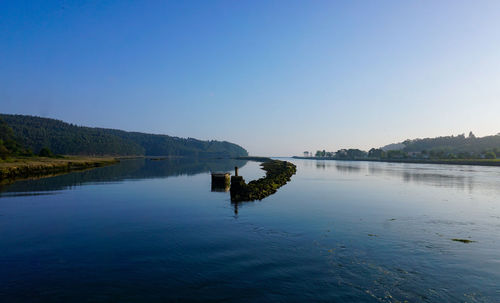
230, 160, 297, 202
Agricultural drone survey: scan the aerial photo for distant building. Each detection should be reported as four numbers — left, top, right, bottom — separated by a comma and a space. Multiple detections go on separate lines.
303, 151, 310, 157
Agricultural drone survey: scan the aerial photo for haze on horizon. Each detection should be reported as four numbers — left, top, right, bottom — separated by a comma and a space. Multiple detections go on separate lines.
1, 1, 499, 156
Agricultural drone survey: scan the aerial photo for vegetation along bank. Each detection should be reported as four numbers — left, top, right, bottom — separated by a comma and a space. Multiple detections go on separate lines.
299, 132, 500, 166
0, 156, 118, 184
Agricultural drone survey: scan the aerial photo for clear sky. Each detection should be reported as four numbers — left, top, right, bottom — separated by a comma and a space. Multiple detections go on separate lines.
1, 1, 499, 156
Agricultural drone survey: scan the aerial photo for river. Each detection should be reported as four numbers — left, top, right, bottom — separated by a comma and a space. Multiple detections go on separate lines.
1, 158, 499, 302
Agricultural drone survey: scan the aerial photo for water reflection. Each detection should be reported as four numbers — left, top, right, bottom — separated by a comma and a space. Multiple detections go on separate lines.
366, 163, 477, 191
211, 182, 230, 192
400, 171, 472, 190
335, 163, 362, 173
314, 160, 338, 170
0, 158, 248, 196
1, 158, 499, 301
312, 160, 500, 194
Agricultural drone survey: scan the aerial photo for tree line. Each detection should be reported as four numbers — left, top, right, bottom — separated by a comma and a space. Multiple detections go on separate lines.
0, 117, 33, 159
0, 114, 248, 158
306, 132, 499, 160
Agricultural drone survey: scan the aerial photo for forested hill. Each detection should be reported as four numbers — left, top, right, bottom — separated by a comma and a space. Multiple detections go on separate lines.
401, 132, 500, 154
0, 114, 248, 157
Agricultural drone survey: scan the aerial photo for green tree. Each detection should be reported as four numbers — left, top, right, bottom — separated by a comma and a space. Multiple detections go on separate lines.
387, 150, 407, 159
346, 149, 367, 159
0, 140, 9, 160
368, 148, 385, 158
484, 151, 496, 159
38, 147, 53, 157
0, 118, 26, 156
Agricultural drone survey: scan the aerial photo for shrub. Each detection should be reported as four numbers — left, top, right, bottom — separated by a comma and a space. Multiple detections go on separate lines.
0, 143, 9, 160
484, 151, 496, 159
38, 147, 54, 157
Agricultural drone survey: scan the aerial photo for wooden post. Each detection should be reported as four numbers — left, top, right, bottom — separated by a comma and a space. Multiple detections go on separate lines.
235, 166, 238, 176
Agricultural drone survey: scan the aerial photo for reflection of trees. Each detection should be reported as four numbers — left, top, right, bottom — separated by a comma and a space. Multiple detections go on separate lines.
366, 163, 477, 192
315, 161, 337, 170
314, 161, 364, 172
310, 160, 499, 194
0, 158, 248, 195
335, 163, 362, 173
401, 171, 470, 190
368, 163, 475, 190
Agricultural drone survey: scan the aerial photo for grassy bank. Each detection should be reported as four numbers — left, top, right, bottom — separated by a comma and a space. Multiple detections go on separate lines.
0, 156, 119, 183
292, 156, 500, 167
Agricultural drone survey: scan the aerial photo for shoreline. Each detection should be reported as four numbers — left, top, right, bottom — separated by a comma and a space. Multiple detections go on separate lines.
292, 156, 500, 167
0, 156, 119, 184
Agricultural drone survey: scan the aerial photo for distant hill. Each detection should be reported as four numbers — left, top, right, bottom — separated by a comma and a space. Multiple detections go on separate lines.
0, 114, 248, 158
380, 143, 405, 151
401, 132, 500, 154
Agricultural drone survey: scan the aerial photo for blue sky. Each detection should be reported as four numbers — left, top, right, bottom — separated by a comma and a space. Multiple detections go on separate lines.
1, 1, 499, 155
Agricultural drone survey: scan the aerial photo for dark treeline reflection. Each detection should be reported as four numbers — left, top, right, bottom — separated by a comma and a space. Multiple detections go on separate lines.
0, 158, 248, 196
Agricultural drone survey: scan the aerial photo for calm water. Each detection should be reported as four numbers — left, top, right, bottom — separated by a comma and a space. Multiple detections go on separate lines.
1, 158, 499, 302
